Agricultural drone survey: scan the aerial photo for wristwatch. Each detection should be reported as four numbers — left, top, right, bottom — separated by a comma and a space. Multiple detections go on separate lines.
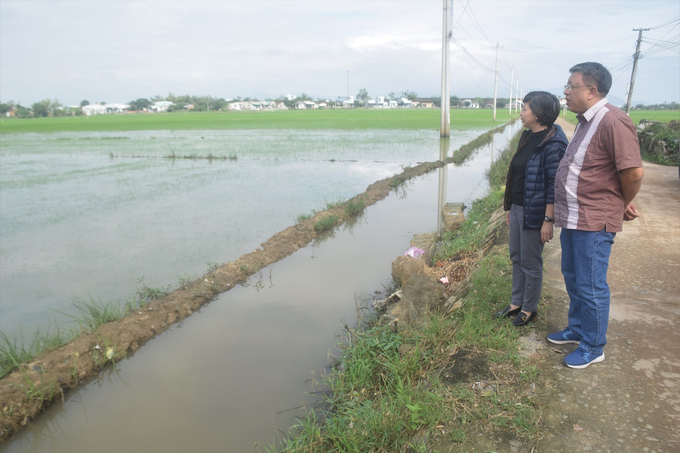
544, 216, 554, 223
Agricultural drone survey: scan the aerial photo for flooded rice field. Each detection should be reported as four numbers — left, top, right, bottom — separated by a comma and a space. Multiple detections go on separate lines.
0, 122, 521, 451
0, 129, 484, 344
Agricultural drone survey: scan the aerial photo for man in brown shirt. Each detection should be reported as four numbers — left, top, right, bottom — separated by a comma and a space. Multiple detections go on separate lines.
547, 62, 644, 369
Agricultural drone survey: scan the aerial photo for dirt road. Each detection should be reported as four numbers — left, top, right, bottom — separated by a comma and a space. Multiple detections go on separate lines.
532, 118, 680, 452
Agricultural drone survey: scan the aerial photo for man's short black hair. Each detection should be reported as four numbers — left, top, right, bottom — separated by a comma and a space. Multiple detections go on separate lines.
523, 91, 560, 127
569, 62, 612, 95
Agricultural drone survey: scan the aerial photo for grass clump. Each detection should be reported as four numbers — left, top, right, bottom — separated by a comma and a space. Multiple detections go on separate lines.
314, 215, 339, 232
433, 187, 504, 261
344, 198, 365, 217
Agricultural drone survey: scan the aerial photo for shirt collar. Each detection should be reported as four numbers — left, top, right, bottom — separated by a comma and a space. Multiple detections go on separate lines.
577, 97, 608, 123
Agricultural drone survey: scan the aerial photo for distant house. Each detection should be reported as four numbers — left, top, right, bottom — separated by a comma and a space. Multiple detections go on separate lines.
82, 104, 108, 116
336, 95, 355, 108
151, 101, 173, 112
461, 99, 480, 109
295, 101, 317, 110
273, 102, 288, 110
389, 100, 398, 108
398, 98, 414, 108
105, 103, 130, 113
183, 104, 194, 110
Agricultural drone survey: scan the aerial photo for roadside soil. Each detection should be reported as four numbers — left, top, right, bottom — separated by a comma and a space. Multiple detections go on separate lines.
531, 118, 680, 452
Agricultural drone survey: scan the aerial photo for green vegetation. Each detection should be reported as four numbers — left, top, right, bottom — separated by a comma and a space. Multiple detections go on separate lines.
562, 108, 680, 126
0, 109, 515, 134
270, 129, 541, 451
344, 198, 366, 217
638, 120, 680, 166
314, 214, 340, 232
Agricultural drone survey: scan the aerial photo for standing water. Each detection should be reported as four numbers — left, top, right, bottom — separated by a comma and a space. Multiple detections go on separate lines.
0, 122, 522, 452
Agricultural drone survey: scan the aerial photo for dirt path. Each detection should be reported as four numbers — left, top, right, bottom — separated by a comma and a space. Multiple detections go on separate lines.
533, 118, 680, 451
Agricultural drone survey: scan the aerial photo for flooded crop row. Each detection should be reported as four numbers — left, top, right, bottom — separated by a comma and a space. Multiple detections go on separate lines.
0, 129, 482, 345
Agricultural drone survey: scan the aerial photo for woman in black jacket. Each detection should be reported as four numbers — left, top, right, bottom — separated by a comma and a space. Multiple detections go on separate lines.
495, 91, 568, 326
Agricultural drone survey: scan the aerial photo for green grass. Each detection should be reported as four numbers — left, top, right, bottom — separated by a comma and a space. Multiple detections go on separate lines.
270, 248, 540, 452
344, 198, 366, 217
314, 214, 340, 232
561, 108, 679, 126
0, 109, 515, 133
269, 132, 543, 452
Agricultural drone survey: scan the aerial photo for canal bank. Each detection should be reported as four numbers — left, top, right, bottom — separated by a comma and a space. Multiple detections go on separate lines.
0, 121, 522, 450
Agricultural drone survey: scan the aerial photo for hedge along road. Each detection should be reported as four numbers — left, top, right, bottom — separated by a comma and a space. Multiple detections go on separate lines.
0, 120, 520, 448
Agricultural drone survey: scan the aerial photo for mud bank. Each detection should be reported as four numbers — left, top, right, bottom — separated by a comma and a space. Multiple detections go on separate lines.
0, 124, 509, 442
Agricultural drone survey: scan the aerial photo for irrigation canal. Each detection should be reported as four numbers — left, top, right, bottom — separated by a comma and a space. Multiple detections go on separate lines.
2, 121, 521, 452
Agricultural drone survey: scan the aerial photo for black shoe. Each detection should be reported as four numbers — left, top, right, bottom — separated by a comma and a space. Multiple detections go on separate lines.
512, 311, 537, 327
494, 305, 521, 318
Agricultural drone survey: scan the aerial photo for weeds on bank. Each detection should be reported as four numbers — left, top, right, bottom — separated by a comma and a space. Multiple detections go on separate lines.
268, 249, 541, 452
0, 328, 71, 379
344, 198, 365, 217
433, 188, 504, 261
314, 215, 339, 232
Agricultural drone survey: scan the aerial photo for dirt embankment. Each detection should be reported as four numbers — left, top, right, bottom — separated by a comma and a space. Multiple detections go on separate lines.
0, 124, 507, 443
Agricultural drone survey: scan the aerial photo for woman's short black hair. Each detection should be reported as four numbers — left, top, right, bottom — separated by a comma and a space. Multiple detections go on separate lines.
523, 91, 560, 127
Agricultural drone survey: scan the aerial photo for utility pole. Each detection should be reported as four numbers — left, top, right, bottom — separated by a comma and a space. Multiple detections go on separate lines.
493, 42, 499, 121
509, 68, 513, 117
347, 71, 350, 99
626, 28, 649, 114
515, 78, 519, 113
440, 0, 451, 137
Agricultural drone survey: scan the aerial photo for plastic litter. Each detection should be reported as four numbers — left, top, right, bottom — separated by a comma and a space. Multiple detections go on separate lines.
440, 276, 449, 285
403, 246, 425, 258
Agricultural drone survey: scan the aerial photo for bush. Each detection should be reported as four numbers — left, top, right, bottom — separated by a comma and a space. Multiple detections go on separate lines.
638, 121, 680, 166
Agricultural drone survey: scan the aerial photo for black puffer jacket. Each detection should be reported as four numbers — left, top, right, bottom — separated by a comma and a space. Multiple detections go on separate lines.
503, 124, 568, 229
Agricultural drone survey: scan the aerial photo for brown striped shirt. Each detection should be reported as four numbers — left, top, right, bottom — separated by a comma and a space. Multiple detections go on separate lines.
554, 98, 642, 232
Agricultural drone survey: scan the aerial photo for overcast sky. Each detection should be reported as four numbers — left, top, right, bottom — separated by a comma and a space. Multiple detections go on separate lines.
1, 0, 678, 107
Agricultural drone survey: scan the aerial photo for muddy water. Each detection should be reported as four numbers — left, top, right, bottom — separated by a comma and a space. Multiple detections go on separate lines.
0, 129, 483, 344
1, 122, 521, 452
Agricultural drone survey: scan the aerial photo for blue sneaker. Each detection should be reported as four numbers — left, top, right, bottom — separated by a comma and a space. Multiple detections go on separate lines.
564, 348, 605, 369
547, 329, 581, 345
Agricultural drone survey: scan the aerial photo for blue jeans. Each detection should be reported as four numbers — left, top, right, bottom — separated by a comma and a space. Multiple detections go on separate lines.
560, 228, 615, 355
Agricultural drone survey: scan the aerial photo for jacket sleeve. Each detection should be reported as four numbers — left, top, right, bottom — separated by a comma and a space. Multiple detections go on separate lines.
543, 133, 567, 205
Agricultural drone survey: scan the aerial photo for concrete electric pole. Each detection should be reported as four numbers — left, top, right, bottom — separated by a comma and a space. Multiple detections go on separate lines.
626, 28, 649, 114
493, 42, 499, 121
509, 68, 513, 117
440, 0, 451, 137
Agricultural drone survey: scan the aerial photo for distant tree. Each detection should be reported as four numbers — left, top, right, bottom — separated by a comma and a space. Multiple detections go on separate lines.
32, 99, 50, 117
356, 88, 370, 106
150, 95, 165, 102
16, 105, 32, 118
387, 92, 396, 101
128, 98, 152, 111
298, 93, 312, 101
0, 102, 12, 114
80, 100, 90, 107
635, 104, 645, 110
401, 90, 418, 101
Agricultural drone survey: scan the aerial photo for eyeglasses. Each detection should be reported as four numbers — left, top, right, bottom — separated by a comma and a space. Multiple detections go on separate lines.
564, 84, 593, 92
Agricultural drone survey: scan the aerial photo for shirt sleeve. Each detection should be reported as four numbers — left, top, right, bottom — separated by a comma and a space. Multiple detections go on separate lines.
609, 116, 642, 171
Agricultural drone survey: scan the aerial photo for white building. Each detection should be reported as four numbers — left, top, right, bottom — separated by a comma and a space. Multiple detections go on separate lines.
81, 104, 108, 116
151, 101, 173, 112
286, 94, 297, 101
